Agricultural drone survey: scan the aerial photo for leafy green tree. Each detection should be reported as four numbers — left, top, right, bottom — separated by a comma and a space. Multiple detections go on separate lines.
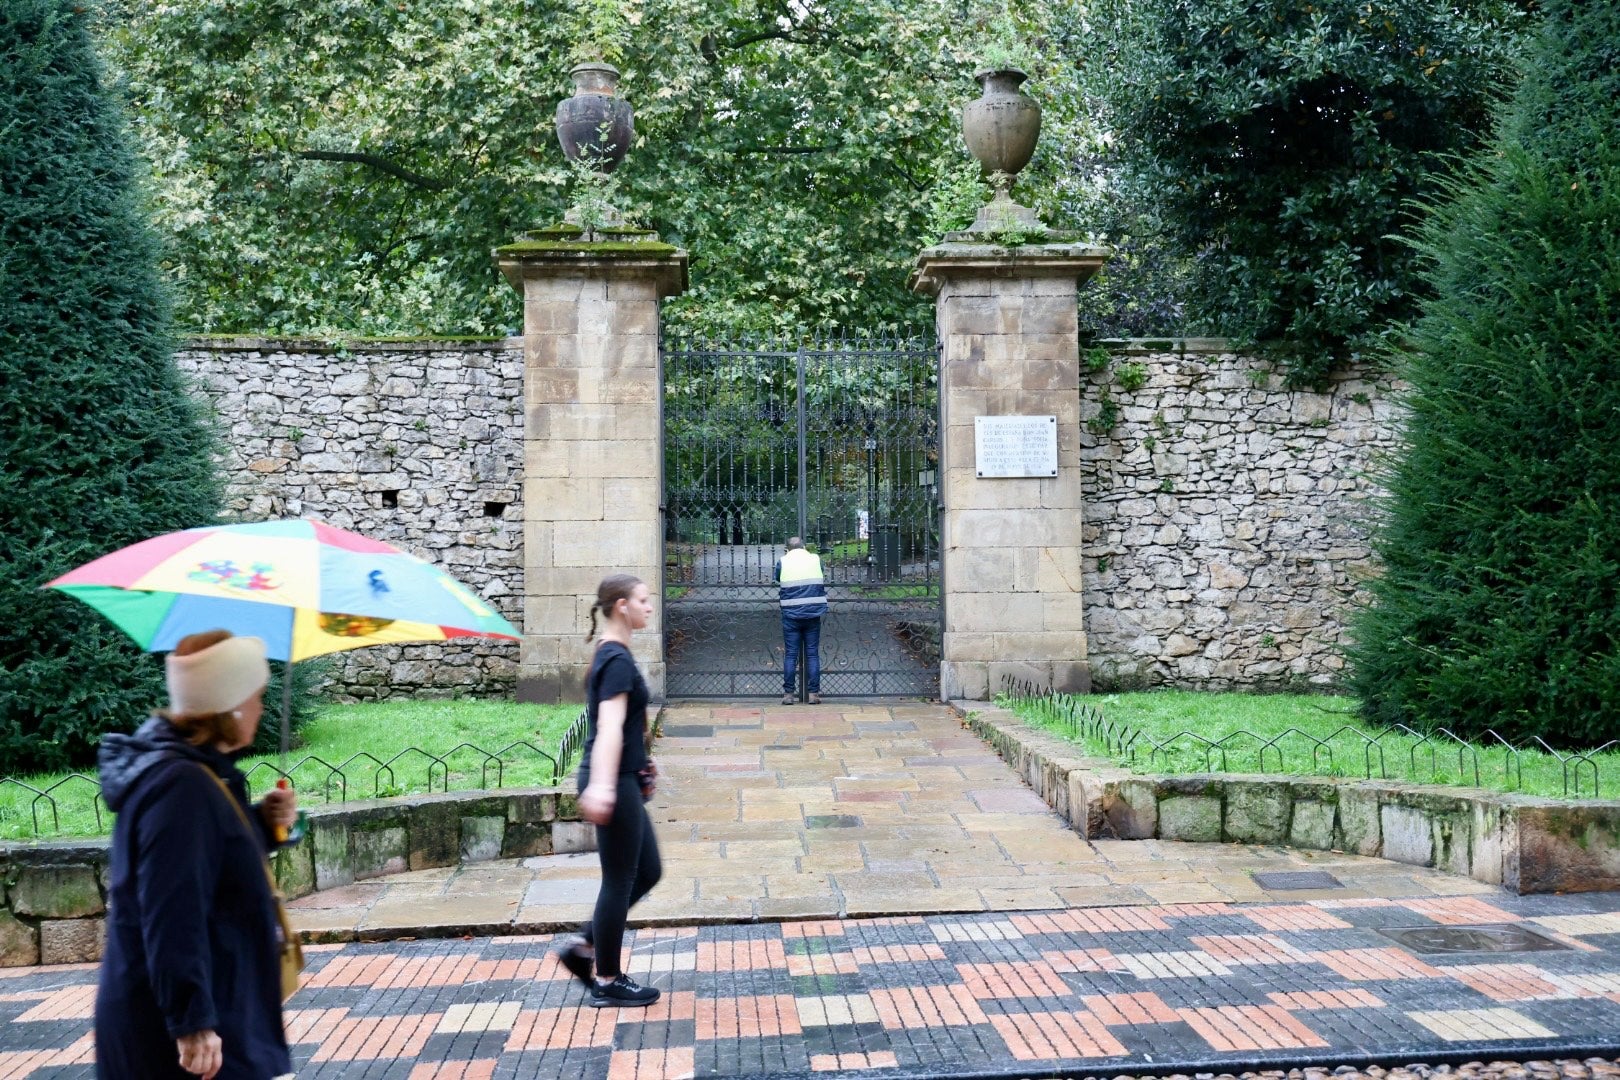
1088, 0, 1530, 382
1348, 0, 1620, 747
98, 0, 1100, 339
0, 0, 223, 772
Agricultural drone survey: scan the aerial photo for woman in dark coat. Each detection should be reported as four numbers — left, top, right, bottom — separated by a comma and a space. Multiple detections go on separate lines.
96, 630, 298, 1079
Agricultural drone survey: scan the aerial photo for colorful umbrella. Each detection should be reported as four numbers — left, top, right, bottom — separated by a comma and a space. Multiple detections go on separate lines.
45, 519, 520, 762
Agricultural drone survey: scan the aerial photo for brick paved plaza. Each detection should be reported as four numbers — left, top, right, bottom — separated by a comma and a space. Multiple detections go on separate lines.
7, 703, 1620, 1077
8, 893, 1620, 1078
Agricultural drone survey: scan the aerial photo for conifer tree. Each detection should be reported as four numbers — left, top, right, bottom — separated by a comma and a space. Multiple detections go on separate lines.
0, 0, 222, 772
1091, 0, 1528, 384
1349, 1, 1620, 745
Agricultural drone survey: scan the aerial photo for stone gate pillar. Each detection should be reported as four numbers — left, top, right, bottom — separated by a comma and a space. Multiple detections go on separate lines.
911, 242, 1106, 700
496, 232, 688, 702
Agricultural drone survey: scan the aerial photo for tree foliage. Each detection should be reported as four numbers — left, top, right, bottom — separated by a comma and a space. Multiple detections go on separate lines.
1, 0, 224, 772
100, 0, 1101, 339
1088, 0, 1531, 382
1347, 0, 1620, 747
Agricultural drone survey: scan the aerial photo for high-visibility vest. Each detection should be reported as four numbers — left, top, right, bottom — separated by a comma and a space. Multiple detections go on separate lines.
776, 549, 828, 618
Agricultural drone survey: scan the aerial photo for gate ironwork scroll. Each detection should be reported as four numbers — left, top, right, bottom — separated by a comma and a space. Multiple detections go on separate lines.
661, 332, 941, 699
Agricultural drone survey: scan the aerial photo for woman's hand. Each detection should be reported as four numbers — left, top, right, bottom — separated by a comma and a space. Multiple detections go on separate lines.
640, 759, 658, 799
176, 1029, 222, 1079
580, 783, 616, 825
258, 785, 298, 832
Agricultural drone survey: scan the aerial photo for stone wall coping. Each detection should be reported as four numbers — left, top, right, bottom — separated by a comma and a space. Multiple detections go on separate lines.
493, 245, 689, 296
954, 699, 1620, 893
175, 333, 1249, 357
176, 334, 1243, 356
0, 785, 573, 862
0, 839, 112, 863
181, 336, 523, 352
910, 242, 1110, 295
301, 785, 566, 818
1093, 337, 1237, 354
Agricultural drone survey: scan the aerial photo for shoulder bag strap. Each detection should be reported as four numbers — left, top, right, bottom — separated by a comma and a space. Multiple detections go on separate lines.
194, 765, 285, 900
193, 766, 306, 1001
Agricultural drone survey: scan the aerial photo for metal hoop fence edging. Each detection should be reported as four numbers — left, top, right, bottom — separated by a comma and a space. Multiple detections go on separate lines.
0, 709, 590, 840
996, 678, 1614, 799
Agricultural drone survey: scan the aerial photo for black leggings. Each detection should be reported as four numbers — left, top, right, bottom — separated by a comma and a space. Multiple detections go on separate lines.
584, 773, 662, 978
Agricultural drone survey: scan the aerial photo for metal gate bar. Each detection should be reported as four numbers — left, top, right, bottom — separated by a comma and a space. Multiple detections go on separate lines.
661, 331, 941, 699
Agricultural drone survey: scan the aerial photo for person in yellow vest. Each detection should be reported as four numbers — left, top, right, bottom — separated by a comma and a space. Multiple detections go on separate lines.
774, 537, 827, 704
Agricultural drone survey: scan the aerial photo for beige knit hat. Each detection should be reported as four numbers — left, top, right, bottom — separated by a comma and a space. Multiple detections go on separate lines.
165, 635, 270, 716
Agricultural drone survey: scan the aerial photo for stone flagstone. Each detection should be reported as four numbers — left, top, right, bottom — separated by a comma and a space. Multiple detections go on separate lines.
287, 702, 1504, 940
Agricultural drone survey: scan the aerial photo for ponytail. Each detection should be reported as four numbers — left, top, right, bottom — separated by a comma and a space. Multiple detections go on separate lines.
585, 574, 642, 642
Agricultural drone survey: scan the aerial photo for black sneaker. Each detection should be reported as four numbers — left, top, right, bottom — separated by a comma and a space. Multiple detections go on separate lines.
552, 934, 594, 988
589, 974, 660, 1008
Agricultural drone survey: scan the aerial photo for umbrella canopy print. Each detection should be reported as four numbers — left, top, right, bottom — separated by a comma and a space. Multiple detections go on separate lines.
45, 518, 518, 663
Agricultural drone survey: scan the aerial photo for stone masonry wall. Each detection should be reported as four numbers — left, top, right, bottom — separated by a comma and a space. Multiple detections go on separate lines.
173, 339, 526, 699
174, 336, 1399, 700
1079, 341, 1402, 691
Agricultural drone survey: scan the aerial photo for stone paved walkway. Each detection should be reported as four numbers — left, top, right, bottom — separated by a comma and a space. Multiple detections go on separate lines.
287, 703, 1507, 941
8, 893, 1620, 1078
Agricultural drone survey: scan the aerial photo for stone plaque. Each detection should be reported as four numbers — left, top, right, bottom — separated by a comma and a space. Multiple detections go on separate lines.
974, 415, 1058, 478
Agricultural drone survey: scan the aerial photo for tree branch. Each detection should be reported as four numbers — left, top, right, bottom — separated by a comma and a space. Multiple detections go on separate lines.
702, 16, 825, 60
294, 150, 450, 191
723, 28, 817, 49
890, 157, 929, 193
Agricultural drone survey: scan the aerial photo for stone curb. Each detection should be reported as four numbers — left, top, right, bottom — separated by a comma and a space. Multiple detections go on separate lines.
0, 785, 591, 966
955, 700, 1620, 895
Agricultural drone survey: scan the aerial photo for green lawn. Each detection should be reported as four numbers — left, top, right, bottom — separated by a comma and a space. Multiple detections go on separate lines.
0, 700, 582, 842
1001, 689, 1620, 802
819, 539, 866, 561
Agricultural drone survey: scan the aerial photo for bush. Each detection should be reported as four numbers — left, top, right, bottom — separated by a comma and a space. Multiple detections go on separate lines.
1348, 0, 1620, 747
0, 0, 222, 772
1090, 0, 1530, 383
251, 658, 332, 757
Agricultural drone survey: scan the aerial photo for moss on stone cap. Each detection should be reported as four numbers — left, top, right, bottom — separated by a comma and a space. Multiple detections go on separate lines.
494, 239, 679, 257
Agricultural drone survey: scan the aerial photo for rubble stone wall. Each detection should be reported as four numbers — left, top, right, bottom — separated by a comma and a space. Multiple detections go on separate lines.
177, 337, 1400, 699
174, 339, 526, 700
1079, 342, 1401, 691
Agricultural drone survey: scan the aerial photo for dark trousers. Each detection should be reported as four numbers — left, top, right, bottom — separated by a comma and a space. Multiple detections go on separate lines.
583, 774, 662, 978
782, 613, 822, 694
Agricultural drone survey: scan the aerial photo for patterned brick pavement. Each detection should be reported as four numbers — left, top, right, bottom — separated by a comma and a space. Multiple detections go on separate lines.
9, 892, 1620, 1078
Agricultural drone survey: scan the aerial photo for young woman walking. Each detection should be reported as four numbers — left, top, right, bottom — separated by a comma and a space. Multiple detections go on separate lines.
553, 574, 663, 1006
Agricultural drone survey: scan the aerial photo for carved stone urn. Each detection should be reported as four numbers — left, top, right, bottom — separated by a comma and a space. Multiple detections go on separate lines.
554, 62, 634, 173
959, 67, 1044, 234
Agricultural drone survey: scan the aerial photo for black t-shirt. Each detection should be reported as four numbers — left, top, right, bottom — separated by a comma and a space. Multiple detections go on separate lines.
579, 640, 650, 787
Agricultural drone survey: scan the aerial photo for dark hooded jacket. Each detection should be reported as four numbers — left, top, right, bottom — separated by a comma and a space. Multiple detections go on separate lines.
94, 717, 291, 1079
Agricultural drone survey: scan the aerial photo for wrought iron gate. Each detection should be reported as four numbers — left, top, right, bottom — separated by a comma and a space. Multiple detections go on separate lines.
661, 333, 941, 699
